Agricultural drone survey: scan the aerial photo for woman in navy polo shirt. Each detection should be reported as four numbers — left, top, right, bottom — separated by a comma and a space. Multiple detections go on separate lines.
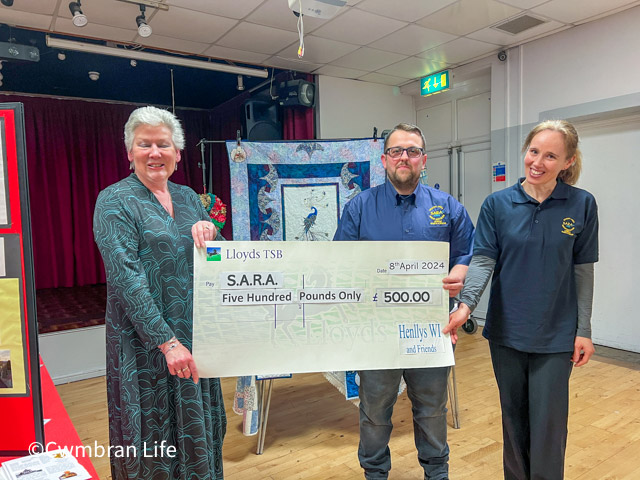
444, 119, 598, 479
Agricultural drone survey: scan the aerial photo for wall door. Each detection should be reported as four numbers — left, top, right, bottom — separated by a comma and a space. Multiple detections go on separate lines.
455, 142, 492, 225
417, 92, 492, 318
423, 147, 451, 193
574, 114, 640, 352
456, 142, 492, 318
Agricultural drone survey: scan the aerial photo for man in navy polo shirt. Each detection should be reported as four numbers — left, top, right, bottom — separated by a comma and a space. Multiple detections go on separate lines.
333, 123, 474, 480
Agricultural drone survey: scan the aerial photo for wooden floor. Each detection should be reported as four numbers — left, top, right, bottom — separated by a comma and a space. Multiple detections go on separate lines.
56, 330, 640, 480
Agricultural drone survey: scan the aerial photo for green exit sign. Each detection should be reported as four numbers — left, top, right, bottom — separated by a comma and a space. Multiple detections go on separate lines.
421, 70, 450, 96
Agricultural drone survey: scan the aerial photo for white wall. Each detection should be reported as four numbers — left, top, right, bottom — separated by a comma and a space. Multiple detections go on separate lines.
573, 114, 640, 352
424, 5, 640, 351
518, 6, 640, 125
317, 75, 415, 139
39, 326, 106, 385
431, 5, 640, 186
457, 5, 640, 182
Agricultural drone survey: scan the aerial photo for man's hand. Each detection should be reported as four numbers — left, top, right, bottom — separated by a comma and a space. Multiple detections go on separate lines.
442, 264, 468, 297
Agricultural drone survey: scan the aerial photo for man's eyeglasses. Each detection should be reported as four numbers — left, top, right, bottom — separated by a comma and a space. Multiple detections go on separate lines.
384, 147, 424, 159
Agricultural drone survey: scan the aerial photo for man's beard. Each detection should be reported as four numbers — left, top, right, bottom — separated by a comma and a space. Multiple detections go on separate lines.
388, 166, 419, 192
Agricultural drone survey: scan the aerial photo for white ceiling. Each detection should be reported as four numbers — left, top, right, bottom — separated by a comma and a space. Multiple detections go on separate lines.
1, 0, 639, 87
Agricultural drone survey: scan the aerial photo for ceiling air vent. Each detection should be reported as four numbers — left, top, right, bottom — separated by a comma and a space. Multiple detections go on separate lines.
492, 14, 547, 35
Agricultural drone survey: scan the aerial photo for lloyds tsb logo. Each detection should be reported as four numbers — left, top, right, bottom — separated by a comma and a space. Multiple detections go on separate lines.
207, 247, 221, 261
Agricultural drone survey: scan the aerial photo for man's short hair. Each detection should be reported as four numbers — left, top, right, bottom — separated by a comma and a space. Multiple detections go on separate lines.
384, 123, 426, 151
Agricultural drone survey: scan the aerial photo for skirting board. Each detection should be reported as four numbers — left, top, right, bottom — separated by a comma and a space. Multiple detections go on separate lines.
38, 325, 106, 385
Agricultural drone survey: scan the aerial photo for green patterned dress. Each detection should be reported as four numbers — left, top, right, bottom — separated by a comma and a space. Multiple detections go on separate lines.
93, 174, 226, 480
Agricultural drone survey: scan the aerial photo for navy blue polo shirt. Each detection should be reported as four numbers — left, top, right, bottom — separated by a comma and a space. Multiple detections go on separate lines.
333, 179, 474, 270
475, 178, 599, 353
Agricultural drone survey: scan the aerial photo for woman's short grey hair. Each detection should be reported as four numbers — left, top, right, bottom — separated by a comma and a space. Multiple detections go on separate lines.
124, 106, 185, 152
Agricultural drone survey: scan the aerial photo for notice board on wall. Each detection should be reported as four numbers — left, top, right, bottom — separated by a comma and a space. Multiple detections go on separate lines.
0, 103, 44, 455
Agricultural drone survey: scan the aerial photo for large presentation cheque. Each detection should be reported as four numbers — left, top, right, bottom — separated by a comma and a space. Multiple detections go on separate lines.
193, 241, 454, 377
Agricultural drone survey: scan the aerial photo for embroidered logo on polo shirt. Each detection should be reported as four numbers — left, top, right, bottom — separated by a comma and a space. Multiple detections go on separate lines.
561, 217, 575, 236
429, 206, 447, 226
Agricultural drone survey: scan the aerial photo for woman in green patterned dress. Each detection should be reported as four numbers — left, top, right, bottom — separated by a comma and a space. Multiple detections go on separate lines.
93, 106, 226, 479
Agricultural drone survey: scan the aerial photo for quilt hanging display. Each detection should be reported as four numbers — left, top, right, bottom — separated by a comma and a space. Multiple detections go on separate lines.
226, 138, 385, 241
225, 138, 385, 434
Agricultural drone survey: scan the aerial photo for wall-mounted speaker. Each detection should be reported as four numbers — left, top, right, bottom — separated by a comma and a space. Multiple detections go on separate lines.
243, 100, 282, 141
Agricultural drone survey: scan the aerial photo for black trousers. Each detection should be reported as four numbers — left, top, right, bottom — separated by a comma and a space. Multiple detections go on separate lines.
489, 342, 573, 480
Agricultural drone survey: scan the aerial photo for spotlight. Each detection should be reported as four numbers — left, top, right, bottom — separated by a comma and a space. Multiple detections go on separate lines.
130, 59, 137, 67
88, 70, 100, 81
236, 75, 244, 91
1, 0, 15, 7
57, 51, 66, 61
278, 79, 316, 107
69, 1, 88, 27
136, 5, 152, 38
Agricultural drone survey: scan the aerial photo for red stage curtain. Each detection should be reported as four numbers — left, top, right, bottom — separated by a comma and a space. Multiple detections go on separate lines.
0, 83, 314, 288
283, 74, 315, 141
283, 104, 315, 140
0, 94, 212, 289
